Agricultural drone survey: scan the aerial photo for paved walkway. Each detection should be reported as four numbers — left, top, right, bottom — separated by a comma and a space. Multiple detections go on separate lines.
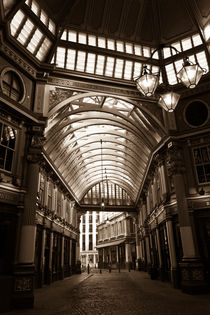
3, 270, 210, 315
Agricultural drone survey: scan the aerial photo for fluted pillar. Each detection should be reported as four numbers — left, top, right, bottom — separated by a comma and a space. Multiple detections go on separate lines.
166, 216, 179, 287
13, 125, 45, 308
167, 143, 207, 293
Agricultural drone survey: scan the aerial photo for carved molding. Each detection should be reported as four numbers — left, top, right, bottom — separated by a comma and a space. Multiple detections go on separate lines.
0, 43, 36, 78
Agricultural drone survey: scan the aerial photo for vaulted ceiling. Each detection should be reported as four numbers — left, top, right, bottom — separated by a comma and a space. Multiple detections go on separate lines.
1, 0, 210, 207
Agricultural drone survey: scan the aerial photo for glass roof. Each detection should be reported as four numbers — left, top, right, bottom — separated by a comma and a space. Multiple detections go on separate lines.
6, 1, 209, 84
44, 94, 166, 203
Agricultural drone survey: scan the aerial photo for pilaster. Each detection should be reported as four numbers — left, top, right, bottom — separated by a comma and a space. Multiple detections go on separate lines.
167, 142, 207, 293
13, 124, 45, 308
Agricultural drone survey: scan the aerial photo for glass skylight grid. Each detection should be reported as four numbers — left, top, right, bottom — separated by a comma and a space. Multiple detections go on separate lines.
17, 19, 34, 45
60, 29, 157, 59
86, 53, 96, 73
25, 0, 55, 34
96, 55, 105, 75
88, 35, 96, 46
36, 38, 51, 61
166, 50, 208, 85
66, 49, 76, 70
10, 10, 25, 36
164, 34, 203, 58
114, 59, 124, 78
76, 51, 86, 72
105, 57, 114, 76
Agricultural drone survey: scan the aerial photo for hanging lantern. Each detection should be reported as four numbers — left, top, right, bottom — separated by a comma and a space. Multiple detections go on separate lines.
177, 57, 206, 89
158, 91, 180, 112
135, 65, 159, 96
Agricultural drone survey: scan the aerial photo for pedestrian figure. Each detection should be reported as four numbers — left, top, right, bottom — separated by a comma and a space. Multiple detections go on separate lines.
87, 263, 90, 274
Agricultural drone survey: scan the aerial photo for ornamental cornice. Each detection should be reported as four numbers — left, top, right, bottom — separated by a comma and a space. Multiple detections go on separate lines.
48, 77, 140, 100
0, 42, 36, 78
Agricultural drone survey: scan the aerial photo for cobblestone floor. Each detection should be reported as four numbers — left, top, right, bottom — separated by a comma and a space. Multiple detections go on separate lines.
3, 270, 210, 315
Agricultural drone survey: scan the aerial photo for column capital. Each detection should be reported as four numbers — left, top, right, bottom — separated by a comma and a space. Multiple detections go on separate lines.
27, 125, 46, 163
166, 142, 185, 176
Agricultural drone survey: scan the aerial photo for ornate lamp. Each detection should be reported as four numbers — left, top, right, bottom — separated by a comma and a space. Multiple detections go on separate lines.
158, 91, 180, 112
134, 46, 206, 112
135, 65, 159, 96
177, 56, 206, 89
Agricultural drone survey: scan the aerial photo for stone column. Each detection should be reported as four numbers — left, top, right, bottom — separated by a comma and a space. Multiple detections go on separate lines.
40, 228, 46, 285
48, 230, 54, 283
60, 235, 65, 279
155, 226, 164, 280
69, 239, 72, 274
166, 216, 179, 288
167, 143, 207, 293
13, 125, 45, 308
125, 243, 131, 270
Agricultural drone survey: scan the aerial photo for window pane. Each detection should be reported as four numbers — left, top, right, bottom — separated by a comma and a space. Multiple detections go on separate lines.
98, 37, 106, 48
56, 47, 66, 67
114, 59, 124, 78
61, 30, 67, 40
105, 57, 114, 76
78, 33, 87, 44
124, 60, 133, 80
49, 19, 55, 34
182, 37, 192, 51
86, 53, 96, 73
10, 10, 25, 36
192, 34, 202, 46
107, 39, 115, 50
134, 45, 141, 56
68, 30, 77, 42
88, 35, 96, 46
116, 41, 124, 52
96, 55, 105, 75
66, 49, 76, 70
36, 38, 51, 61
165, 63, 177, 84
40, 10, 47, 26
31, 0, 39, 16
76, 51, 86, 71
125, 43, 133, 54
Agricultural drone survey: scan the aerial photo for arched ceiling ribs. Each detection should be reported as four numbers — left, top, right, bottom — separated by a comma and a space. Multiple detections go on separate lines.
63, 160, 142, 190
53, 137, 148, 171
45, 114, 157, 153
56, 148, 147, 178
47, 130, 150, 164
47, 92, 166, 135
75, 177, 136, 202
70, 170, 137, 193
81, 180, 135, 205
44, 94, 167, 203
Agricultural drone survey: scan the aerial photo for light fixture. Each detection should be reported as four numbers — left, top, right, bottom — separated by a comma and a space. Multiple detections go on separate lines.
100, 139, 105, 209
177, 56, 206, 89
134, 46, 206, 112
158, 91, 180, 112
135, 65, 159, 97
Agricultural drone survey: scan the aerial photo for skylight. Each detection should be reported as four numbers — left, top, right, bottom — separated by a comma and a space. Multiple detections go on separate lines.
10, 9, 52, 61
61, 29, 157, 59
25, 0, 55, 34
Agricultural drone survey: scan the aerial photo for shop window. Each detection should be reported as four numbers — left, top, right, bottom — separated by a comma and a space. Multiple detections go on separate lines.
1, 69, 25, 102
82, 235, 85, 251
89, 224, 93, 232
193, 145, 210, 183
0, 122, 17, 172
89, 234, 93, 250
